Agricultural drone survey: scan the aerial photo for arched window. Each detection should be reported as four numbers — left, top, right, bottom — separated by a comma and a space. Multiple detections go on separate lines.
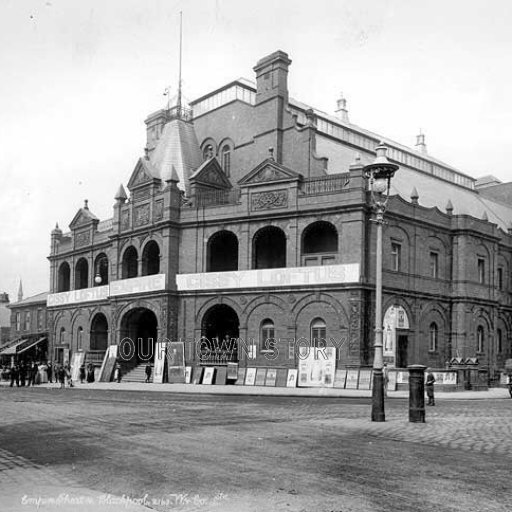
59, 327, 66, 344
90, 314, 109, 352
94, 253, 109, 286
77, 327, 83, 351
141, 241, 160, 276
122, 246, 138, 279
429, 323, 438, 352
477, 326, 484, 353
252, 226, 286, 269
57, 262, 71, 292
311, 318, 327, 348
260, 319, 275, 352
497, 328, 502, 353
207, 231, 238, 272
75, 258, 89, 290
222, 145, 231, 176
302, 221, 338, 266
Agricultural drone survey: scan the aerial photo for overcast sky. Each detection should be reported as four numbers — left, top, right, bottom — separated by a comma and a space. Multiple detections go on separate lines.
1, 0, 511, 301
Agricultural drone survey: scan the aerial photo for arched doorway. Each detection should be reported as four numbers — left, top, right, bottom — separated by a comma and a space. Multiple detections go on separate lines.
141, 241, 160, 276
207, 231, 238, 271
200, 304, 239, 364
90, 313, 109, 352
302, 221, 338, 266
58, 262, 70, 292
122, 246, 138, 279
119, 308, 158, 364
75, 258, 89, 289
252, 226, 286, 269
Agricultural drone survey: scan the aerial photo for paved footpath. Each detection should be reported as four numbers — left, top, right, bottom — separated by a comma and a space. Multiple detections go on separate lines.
2, 379, 510, 400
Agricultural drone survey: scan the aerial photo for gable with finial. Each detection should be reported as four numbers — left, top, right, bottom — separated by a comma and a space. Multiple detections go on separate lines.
69, 200, 99, 230
127, 157, 161, 190
238, 158, 303, 187
189, 157, 232, 190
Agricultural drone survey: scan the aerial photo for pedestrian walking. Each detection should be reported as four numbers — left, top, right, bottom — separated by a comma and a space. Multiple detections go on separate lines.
426, 369, 436, 406
47, 362, 53, 383
145, 363, 152, 383
9, 365, 19, 388
57, 365, 66, 389
114, 362, 122, 383
79, 364, 86, 384
383, 363, 389, 397
86, 363, 95, 383
20, 363, 27, 386
65, 364, 74, 387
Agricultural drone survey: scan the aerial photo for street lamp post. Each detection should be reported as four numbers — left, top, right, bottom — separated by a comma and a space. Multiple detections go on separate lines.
363, 143, 399, 422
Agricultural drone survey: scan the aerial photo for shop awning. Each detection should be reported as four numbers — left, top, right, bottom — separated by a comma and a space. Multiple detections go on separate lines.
0, 339, 28, 356
17, 337, 47, 354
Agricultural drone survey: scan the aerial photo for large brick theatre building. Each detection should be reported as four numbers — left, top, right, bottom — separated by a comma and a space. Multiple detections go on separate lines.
46, 50, 512, 384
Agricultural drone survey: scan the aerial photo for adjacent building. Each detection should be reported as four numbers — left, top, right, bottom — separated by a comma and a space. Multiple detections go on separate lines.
45, 50, 512, 384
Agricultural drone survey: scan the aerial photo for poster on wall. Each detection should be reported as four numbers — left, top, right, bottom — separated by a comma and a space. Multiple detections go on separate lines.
443, 372, 457, 385
245, 368, 257, 385
334, 369, 347, 389
70, 351, 85, 383
202, 367, 215, 385
383, 305, 410, 365
265, 368, 277, 386
255, 368, 267, 386
167, 342, 185, 384
153, 341, 168, 384
387, 371, 397, 391
358, 369, 372, 390
298, 347, 337, 387
185, 366, 192, 384
99, 345, 118, 382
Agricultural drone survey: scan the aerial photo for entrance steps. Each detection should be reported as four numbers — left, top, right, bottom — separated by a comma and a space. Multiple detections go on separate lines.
121, 363, 153, 383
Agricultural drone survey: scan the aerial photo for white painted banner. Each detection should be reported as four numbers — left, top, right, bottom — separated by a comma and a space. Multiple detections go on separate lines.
47, 285, 109, 306
176, 264, 360, 291
110, 274, 166, 297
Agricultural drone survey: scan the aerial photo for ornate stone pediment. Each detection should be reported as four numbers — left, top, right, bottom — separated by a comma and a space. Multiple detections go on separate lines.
238, 159, 302, 187
127, 158, 161, 191
189, 158, 232, 189
69, 202, 99, 230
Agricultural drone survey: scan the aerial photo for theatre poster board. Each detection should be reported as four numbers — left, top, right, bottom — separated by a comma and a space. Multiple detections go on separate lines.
255, 368, 267, 386
276, 368, 288, 387
153, 341, 168, 384
265, 368, 277, 386
286, 369, 298, 387
214, 366, 227, 385
235, 367, 246, 385
71, 351, 85, 383
227, 362, 238, 380
98, 345, 118, 382
202, 367, 215, 385
396, 371, 409, 384
191, 366, 203, 385
387, 371, 397, 391
334, 369, 347, 388
245, 368, 256, 385
358, 369, 372, 390
185, 366, 192, 384
345, 369, 359, 389
297, 347, 336, 387
443, 372, 457, 385
167, 342, 185, 384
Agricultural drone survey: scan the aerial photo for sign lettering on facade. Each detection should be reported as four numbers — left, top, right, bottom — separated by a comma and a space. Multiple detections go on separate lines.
176, 264, 360, 291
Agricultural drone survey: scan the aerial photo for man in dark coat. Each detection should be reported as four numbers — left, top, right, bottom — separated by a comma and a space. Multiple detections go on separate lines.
47, 362, 53, 383
426, 369, 436, 406
9, 365, 19, 387
145, 363, 152, 383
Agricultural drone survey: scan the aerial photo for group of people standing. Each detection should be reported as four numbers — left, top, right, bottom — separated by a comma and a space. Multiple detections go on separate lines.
5, 361, 97, 388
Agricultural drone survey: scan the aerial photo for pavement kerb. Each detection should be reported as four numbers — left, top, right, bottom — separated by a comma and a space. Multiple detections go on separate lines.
2, 380, 510, 400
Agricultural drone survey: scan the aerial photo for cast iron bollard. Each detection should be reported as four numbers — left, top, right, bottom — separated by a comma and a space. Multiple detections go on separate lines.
408, 365, 426, 423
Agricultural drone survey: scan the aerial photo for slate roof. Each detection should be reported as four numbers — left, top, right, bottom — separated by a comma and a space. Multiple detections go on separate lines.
9, 292, 49, 308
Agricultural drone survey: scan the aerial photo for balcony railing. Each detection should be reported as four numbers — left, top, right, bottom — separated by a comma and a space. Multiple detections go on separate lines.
195, 188, 241, 207
300, 174, 350, 196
